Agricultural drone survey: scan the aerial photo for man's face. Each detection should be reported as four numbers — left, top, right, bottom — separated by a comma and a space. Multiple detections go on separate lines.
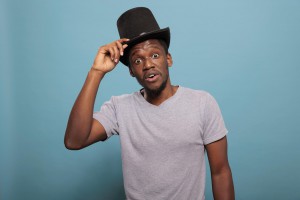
128, 39, 173, 95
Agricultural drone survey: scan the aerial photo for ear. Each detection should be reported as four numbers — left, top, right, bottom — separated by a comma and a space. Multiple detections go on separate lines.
166, 53, 173, 67
129, 67, 135, 77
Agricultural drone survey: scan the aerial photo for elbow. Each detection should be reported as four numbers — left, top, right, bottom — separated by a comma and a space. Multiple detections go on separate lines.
64, 125, 87, 150
64, 141, 79, 150
64, 133, 84, 150
64, 140, 83, 150
64, 139, 80, 150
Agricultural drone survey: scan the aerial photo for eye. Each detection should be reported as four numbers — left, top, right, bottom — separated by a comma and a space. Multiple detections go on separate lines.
151, 53, 159, 59
134, 58, 142, 65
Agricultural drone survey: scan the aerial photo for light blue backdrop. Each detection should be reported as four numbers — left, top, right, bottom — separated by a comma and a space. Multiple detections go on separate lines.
1, 0, 300, 199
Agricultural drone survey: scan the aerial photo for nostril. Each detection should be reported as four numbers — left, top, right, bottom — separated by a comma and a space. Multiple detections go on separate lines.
143, 62, 153, 69
143, 65, 154, 71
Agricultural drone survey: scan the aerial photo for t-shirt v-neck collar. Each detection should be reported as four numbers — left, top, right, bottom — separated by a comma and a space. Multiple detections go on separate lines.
136, 86, 182, 108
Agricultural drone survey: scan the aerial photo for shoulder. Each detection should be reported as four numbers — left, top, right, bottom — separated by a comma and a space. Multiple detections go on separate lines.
108, 91, 141, 105
180, 86, 212, 99
179, 86, 222, 111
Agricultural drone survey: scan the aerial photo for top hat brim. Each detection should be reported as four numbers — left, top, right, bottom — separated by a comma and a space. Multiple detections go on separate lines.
119, 27, 170, 66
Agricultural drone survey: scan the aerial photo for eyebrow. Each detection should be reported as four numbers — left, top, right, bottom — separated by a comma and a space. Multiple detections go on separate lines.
130, 45, 162, 58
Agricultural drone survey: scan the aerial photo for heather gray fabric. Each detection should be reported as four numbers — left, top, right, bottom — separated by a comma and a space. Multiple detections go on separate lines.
93, 86, 228, 200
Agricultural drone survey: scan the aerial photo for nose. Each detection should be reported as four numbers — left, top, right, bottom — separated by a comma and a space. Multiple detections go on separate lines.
143, 57, 154, 70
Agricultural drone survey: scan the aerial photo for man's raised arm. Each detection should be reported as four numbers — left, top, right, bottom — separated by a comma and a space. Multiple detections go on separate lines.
64, 38, 129, 150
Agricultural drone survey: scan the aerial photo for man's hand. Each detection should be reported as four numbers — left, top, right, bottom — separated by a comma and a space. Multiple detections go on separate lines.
92, 38, 129, 73
65, 38, 129, 150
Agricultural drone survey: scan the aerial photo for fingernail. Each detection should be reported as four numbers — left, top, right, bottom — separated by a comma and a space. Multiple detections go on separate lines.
115, 59, 118, 63
121, 52, 123, 56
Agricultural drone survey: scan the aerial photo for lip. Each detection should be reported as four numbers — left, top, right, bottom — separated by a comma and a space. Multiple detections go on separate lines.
144, 70, 160, 83
145, 74, 160, 83
144, 70, 160, 80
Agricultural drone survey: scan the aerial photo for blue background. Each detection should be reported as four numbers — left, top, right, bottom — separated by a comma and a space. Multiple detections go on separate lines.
1, 0, 300, 199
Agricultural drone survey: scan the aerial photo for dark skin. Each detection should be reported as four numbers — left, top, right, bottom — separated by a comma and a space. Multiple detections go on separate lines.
128, 39, 176, 105
64, 38, 234, 199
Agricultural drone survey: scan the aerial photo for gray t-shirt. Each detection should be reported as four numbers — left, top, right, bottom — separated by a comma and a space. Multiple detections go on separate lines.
93, 86, 228, 200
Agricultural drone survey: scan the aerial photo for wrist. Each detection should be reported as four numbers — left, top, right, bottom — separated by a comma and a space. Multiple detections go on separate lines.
89, 67, 106, 77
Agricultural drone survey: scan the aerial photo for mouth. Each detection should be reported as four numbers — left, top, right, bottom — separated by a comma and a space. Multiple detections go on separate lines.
144, 71, 160, 82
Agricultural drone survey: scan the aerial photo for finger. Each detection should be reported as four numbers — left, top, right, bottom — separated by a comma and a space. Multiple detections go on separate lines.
119, 38, 130, 44
116, 41, 124, 56
112, 46, 120, 63
108, 47, 115, 61
122, 44, 128, 50
98, 45, 109, 55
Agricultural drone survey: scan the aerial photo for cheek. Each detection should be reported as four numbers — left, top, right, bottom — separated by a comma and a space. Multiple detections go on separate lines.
152, 58, 166, 67
131, 67, 142, 78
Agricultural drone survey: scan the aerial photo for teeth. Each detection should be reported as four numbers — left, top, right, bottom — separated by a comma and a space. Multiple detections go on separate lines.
148, 74, 155, 78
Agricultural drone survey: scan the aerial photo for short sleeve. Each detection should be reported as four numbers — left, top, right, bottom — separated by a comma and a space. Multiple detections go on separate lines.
93, 97, 119, 139
202, 93, 228, 145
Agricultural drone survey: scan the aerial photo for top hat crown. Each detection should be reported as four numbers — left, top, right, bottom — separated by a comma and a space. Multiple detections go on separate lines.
117, 7, 170, 66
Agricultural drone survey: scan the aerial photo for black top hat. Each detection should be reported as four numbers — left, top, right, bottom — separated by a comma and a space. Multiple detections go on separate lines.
117, 7, 170, 66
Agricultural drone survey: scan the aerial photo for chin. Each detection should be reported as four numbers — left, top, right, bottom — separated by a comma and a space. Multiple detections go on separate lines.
144, 80, 167, 97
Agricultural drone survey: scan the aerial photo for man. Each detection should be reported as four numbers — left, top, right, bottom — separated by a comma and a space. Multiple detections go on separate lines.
65, 7, 234, 200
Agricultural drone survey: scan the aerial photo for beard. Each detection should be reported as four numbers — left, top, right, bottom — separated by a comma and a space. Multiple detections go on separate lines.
144, 74, 168, 97
135, 68, 169, 98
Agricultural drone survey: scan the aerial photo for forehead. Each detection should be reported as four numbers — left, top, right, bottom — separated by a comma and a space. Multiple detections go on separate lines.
129, 39, 164, 56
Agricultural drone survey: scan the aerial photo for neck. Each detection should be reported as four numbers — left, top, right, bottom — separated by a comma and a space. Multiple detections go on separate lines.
143, 83, 178, 106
